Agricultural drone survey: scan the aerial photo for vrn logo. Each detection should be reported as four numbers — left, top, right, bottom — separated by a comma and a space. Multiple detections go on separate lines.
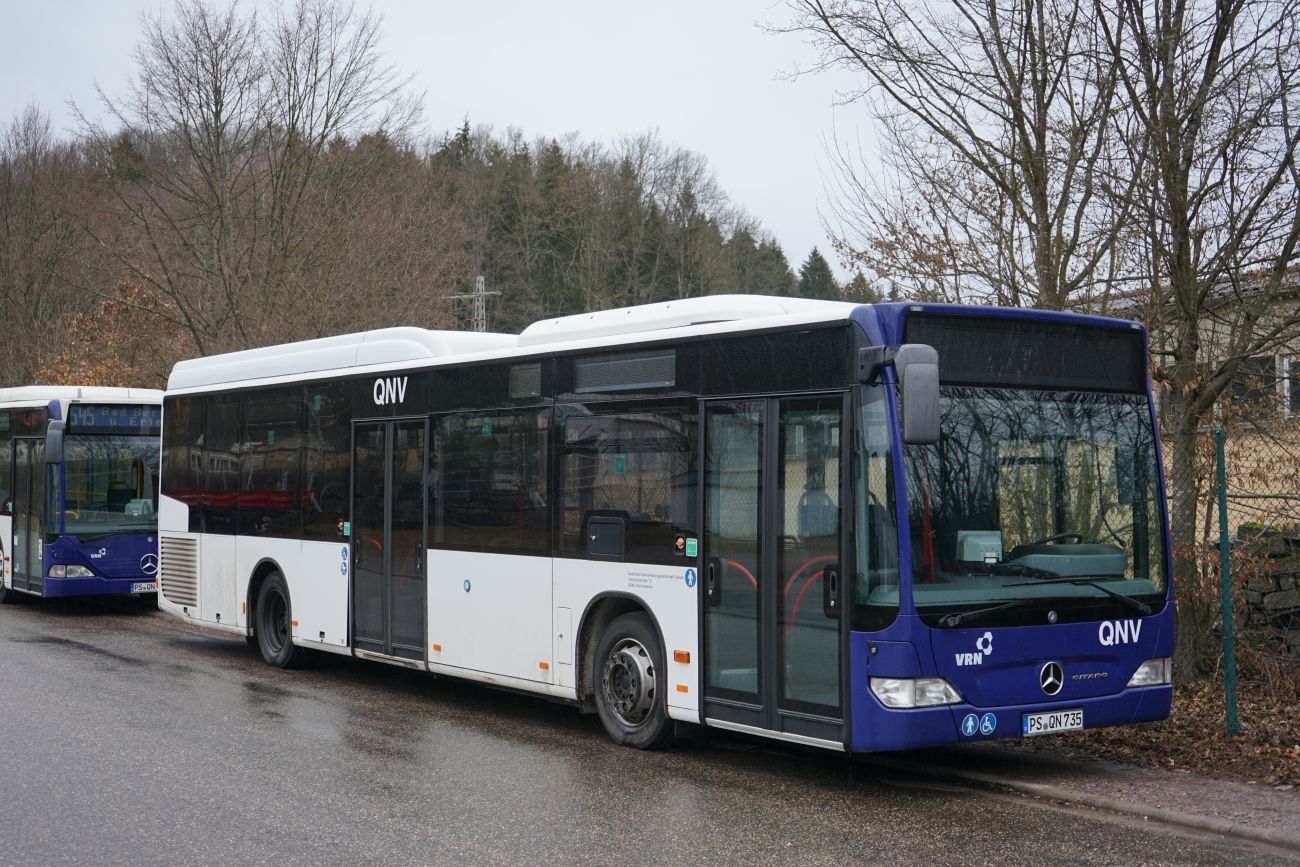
956, 631, 994, 666
1098, 619, 1143, 646
373, 376, 408, 406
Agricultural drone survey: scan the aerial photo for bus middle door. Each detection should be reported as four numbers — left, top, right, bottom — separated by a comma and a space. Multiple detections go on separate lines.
350, 419, 428, 662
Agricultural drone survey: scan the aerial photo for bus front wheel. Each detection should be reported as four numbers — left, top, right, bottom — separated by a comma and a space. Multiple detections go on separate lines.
255, 572, 304, 669
594, 612, 673, 750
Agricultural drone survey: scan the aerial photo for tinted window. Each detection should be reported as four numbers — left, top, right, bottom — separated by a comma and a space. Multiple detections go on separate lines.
558, 402, 697, 565
904, 312, 1147, 394
432, 410, 549, 554
204, 395, 240, 535
162, 397, 204, 532
240, 388, 303, 538
0, 412, 10, 511
303, 382, 352, 542
702, 328, 851, 395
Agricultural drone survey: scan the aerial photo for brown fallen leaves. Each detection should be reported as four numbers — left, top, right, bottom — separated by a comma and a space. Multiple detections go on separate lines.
1013, 674, 1300, 787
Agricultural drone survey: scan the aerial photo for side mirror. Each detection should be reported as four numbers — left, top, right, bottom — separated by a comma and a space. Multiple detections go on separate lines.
895, 344, 940, 445
45, 420, 65, 465
857, 343, 940, 444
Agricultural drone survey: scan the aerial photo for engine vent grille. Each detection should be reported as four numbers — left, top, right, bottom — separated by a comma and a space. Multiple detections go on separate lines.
160, 535, 199, 608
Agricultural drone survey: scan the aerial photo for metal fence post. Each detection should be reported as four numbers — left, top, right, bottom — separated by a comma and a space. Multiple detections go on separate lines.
1215, 425, 1240, 736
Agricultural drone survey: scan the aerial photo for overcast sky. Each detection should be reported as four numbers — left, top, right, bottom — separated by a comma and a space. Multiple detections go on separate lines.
0, 1, 871, 279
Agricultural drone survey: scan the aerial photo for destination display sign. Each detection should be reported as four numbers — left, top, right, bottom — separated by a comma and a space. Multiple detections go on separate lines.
67, 404, 162, 435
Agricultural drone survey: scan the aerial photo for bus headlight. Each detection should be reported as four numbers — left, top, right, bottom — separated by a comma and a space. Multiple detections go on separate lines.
48, 565, 96, 579
870, 676, 963, 708
1126, 658, 1172, 687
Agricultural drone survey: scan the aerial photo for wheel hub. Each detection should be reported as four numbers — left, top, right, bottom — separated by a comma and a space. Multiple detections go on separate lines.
602, 638, 655, 727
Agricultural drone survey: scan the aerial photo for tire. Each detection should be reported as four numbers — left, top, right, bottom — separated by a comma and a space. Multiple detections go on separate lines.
594, 612, 674, 750
254, 572, 305, 669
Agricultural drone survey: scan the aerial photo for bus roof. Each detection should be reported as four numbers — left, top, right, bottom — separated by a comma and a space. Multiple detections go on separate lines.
517, 295, 859, 346
167, 296, 862, 392
0, 385, 163, 408
169, 327, 519, 391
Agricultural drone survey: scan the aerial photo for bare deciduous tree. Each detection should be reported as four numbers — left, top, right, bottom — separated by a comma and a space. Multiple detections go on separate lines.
0, 105, 112, 384
78, 0, 432, 356
1102, 0, 1300, 666
789, 0, 1300, 670
789, 0, 1137, 310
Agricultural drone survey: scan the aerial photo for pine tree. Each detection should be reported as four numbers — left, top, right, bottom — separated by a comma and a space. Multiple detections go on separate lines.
797, 248, 839, 299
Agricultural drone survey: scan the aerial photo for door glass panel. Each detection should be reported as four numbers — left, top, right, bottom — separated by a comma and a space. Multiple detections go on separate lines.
13, 440, 30, 588
390, 421, 426, 655
777, 398, 842, 716
704, 402, 763, 704
352, 424, 386, 648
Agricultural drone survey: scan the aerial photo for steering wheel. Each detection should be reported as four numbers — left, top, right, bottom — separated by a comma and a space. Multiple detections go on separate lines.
1029, 532, 1084, 545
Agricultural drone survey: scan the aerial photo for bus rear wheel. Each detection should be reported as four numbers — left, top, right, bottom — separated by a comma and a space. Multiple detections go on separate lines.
594, 612, 673, 750
255, 572, 304, 669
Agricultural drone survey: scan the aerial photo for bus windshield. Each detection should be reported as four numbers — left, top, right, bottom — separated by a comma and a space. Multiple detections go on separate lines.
902, 387, 1166, 624
62, 434, 160, 539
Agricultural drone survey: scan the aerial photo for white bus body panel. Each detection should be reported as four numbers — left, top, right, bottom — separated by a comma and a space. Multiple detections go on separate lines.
270, 538, 351, 649
427, 550, 553, 686
200, 534, 238, 625
553, 558, 700, 723
233, 537, 330, 645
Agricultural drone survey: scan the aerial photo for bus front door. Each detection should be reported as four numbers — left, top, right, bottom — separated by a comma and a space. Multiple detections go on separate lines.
11, 438, 46, 594
701, 395, 847, 747
351, 420, 427, 662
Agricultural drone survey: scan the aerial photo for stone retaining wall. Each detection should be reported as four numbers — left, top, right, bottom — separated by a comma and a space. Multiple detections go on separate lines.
1243, 548, 1300, 654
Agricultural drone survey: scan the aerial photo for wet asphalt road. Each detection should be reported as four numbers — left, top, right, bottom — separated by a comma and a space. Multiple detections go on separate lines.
0, 599, 1289, 866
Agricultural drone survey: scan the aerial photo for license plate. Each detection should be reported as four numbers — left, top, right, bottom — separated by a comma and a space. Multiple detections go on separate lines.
130, 582, 157, 594
1022, 708, 1083, 736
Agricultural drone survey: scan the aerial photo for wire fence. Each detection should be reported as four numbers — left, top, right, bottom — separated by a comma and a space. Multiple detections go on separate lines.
1170, 407, 1300, 674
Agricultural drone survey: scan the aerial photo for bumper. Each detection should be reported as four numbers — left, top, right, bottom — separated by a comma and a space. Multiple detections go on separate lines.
850, 685, 1172, 752
39, 575, 157, 598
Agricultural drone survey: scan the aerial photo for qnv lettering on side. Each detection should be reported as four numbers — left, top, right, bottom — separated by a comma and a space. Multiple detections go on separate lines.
373, 376, 409, 406
1098, 618, 1143, 647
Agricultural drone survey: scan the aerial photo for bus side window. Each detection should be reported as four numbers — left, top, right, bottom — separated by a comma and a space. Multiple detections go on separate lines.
240, 386, 303, 539
432, 410, 549, 555
162, 397, 204, 532
557, 402, 697, 566
303, 382, 351, 542
0, 410, 10, 513
204, 396, 241, 535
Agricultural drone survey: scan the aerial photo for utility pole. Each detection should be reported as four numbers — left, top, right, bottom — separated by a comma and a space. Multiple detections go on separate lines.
447, 275, 501, 332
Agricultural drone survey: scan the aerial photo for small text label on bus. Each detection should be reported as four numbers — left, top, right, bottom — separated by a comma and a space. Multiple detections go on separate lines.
1098, 619, 1142, 646
373, 376, 409, 406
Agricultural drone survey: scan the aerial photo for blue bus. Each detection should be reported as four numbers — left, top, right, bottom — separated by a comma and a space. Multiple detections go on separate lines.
157, 298, 1171, 751
0, 387, 164, 602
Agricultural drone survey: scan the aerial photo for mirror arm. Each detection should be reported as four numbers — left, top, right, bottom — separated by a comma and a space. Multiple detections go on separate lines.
857, 345, 897, 383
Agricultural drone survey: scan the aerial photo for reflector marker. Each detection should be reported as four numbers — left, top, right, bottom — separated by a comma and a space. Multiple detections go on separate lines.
539, 661, 550, 670
676, 684, 689, 693
673, 650, 690, 663
432, 643, 442, 652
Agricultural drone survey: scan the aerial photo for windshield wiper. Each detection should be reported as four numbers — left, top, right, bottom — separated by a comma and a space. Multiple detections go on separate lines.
1004, 576, 1153, 616
938, 598, 1037, 628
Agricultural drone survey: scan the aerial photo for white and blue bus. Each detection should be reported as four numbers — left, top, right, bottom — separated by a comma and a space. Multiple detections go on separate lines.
157, 297, 1172, 752
0, 387, 163, 603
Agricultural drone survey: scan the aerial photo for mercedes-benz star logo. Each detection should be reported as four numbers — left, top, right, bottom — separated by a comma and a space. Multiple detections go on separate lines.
1040, 661, 1064, 696
140, 553, 159, 576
